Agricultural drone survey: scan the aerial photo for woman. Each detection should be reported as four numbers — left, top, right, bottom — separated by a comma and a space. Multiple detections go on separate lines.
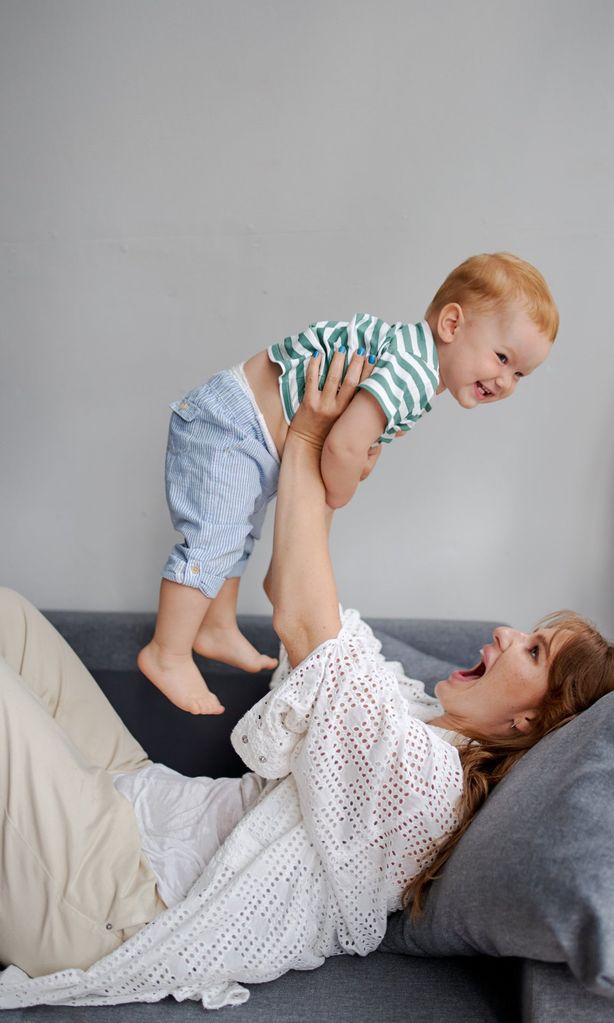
1, 351, 613, 1010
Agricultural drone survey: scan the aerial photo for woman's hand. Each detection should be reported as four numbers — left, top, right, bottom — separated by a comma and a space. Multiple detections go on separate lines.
289, 349, 372, 450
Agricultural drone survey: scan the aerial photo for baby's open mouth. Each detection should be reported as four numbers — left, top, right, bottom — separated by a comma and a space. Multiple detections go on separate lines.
476, 381, 493, 397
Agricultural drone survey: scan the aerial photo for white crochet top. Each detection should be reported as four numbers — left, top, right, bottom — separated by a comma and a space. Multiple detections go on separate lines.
0, 609, 463, 1012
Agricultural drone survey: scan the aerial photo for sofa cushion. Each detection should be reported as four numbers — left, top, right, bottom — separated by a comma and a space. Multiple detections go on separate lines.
381, 691, 614, 999
93, 668, 272, 777
0, 954, 521, 1023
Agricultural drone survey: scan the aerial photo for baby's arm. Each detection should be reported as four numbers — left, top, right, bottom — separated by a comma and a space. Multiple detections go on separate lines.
320, 391, 387, 508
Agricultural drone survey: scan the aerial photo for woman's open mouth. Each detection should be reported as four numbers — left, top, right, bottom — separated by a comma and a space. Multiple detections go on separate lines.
458, 660, 486, 680
449, 659, 486, 684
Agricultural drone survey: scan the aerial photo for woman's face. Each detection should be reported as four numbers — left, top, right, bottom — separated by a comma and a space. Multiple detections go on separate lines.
433, 625, 564, 739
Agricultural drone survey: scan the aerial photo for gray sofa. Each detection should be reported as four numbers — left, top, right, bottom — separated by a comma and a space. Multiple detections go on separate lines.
2, 610, 614, 1023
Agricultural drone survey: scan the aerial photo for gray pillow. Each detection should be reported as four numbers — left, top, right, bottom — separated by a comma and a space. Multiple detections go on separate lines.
381, 691, 614, 999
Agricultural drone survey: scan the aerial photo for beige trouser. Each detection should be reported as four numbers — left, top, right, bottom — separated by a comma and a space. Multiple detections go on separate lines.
0, 588, 166, 977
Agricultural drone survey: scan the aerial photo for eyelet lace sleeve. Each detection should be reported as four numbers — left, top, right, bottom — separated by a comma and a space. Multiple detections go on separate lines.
267, 607, 442, 716
232, 611, 463, 926
0, 612, 462, 1013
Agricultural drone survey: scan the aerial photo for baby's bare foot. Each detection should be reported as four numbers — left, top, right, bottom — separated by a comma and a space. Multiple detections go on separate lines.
194, 623, 278, 673
137, 642, 224, 715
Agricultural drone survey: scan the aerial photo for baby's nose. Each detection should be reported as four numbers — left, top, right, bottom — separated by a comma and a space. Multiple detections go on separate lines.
495, 369, 516, 395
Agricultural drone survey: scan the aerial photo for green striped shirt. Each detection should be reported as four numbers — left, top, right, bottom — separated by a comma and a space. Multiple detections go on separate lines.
268, 313, 439, 443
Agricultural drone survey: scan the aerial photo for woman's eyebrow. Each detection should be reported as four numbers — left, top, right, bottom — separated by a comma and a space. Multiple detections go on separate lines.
535, 631, 552, 659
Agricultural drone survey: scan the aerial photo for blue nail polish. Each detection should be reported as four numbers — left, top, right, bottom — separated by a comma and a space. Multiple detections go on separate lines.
339, 344, 347, 353
357, 346, 365, 356
312, 351, 319, 358
368, 354, 376, 364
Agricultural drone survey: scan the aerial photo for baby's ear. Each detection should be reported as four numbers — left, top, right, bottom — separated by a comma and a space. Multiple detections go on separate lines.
437, 303, 463, 344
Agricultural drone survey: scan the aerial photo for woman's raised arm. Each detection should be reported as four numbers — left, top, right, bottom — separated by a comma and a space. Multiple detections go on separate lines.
270, 350, 369, 667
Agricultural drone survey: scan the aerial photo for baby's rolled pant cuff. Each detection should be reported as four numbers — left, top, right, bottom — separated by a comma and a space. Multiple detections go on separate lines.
162, 546, 250, 599
162, 551, 224, 599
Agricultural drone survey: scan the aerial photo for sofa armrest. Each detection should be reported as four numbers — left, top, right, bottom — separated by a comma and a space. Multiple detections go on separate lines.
521, 961, 614, 1023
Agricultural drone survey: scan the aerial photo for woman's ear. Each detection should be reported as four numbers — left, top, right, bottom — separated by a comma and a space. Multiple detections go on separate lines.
514, 710, 539, 734
437, 303, 463, 344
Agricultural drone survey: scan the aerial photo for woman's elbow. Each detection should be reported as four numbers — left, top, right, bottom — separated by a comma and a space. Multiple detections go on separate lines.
272, 607, 310, 666
272, 605, 299, 649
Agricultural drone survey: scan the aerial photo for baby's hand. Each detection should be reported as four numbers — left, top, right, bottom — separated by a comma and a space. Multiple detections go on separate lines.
359, 444, 381, 481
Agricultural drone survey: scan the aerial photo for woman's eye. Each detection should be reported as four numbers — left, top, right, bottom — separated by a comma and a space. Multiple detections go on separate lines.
497, 352, 508, 364
529, 645, 539, 660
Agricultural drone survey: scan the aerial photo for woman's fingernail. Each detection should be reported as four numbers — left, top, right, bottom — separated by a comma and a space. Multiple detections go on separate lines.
339, 345, 347, 353
312, 351, 320, 358
368, 354, 376, 364
357, 346, 365, 356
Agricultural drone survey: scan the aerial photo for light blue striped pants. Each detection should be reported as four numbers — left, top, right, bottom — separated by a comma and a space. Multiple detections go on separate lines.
162, 370, 280, 598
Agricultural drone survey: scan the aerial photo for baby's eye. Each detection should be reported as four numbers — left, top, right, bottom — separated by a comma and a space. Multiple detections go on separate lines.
497, 353, 508, 364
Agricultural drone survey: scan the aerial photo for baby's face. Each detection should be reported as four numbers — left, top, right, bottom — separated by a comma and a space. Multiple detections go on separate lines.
436, 303, 552, 409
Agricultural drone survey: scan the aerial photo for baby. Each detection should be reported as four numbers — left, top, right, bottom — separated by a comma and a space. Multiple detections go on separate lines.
138, 252, 558, 714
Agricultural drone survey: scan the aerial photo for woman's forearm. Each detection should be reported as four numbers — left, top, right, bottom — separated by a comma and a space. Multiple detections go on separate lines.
270, 432, 341, 667
320, 439, 364, 509
269, 350, 371, 667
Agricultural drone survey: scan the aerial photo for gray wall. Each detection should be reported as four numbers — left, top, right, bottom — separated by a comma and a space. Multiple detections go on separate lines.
1, 0, 613, 636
